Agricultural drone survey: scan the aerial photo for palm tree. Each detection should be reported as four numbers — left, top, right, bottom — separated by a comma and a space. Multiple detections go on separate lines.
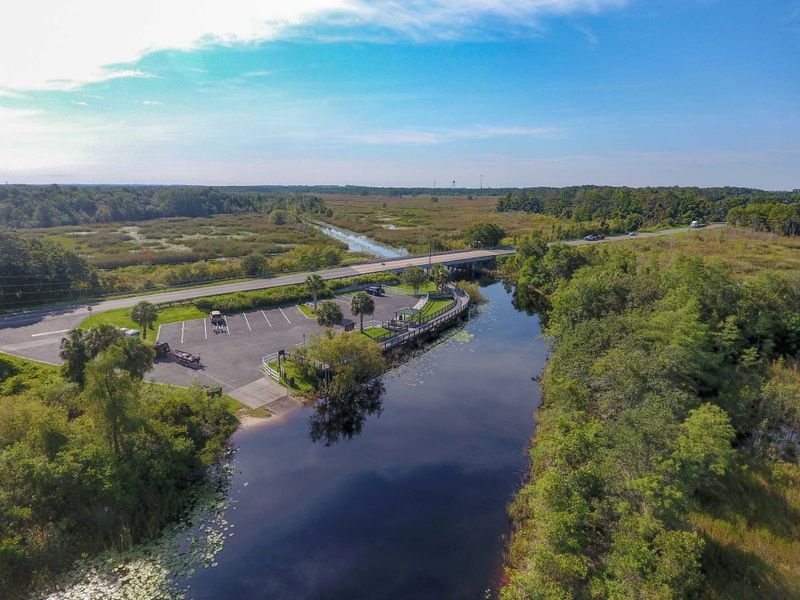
305, 274, 325, 310
316, 300, 343, 328
350, 291, 375, 333
130, 301, 158, 339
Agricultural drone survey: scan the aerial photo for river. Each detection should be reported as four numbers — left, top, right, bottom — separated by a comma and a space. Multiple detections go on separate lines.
182, 282, 546, 599
312, 221, 410, 259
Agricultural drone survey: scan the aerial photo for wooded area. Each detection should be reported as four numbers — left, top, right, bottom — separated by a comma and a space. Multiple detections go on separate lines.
496, 186, 800, 229
0, 185, 330, 228
501, 240, 800, 598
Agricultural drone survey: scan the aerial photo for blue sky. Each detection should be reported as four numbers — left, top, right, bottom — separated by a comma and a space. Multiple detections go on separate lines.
1, 0, 798, 188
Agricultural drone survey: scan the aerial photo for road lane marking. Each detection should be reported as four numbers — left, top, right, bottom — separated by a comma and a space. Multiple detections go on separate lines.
31, 328, 70, 338
243, 312, 252, 332
204, 318, 207, 340
181, 321, 185, 344
261, 310, 272, 327
278, 307, 291, 324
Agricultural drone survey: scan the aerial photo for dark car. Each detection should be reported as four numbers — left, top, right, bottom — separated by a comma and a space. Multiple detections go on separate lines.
365, 285, 384, 296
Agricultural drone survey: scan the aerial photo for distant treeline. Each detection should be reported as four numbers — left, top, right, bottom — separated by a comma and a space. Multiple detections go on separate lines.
0, 185, 330, 228
496, 186, 800, 228
0, 230, 98, 307
728, 202, 800, 236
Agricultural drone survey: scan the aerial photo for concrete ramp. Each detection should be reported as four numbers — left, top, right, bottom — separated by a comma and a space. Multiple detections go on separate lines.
229, 376, 292, 410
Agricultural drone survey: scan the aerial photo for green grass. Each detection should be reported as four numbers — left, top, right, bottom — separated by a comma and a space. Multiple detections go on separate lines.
79, 304, 208, 334
363, 326, 393, 340
690, 457, 800, 599
297, 303, 317, 318
416, 298, 454, 320
268, 359, 316, 394
387, 281, 438, 295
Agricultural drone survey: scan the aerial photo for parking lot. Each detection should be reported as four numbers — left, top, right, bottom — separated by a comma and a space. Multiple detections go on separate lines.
145, 291, 418, 393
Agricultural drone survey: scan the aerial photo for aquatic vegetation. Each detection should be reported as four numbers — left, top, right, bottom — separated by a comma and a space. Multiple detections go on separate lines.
39, 460, 236, 600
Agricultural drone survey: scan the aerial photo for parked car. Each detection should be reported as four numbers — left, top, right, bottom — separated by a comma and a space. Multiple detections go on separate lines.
596, 233, 606, 240
628, 231, 638, 237
119, 327, 140, 337
583, 234, 597, 241
365, 285, 384, 296
171, 349, 201, 368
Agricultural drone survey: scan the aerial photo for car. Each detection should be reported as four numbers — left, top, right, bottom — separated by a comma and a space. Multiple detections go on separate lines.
210, 310, 225, 325
119, 327, 140, 337
365, 285, 384, 296
583, 234, 597, 241
596, 234, 605, 240
628, 231, 638, 237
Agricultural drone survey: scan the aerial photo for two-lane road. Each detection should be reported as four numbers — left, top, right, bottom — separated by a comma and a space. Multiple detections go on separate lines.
0, 224, 724, 363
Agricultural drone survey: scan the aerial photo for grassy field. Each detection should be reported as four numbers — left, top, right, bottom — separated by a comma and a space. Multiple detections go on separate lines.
21, 213, 365, 294
318, 193, 563, 253
691, 458, 800, 599
79, 304, 208, 335
386, 281, 438, 295
268, 359, 316, 394
624, 227, 800, 274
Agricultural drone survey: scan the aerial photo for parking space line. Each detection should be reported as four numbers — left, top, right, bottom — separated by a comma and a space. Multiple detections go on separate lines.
156, 324, 162, 342
243, 312, 252, 332
225, 316, 230, 335
181, 321, 185, 344
204, 318, 208, 340
278, 307, 291, 324
261, 310, 272, 327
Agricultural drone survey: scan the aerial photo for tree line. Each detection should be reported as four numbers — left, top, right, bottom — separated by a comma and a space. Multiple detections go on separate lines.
0, 329, 238, 596
0, 229, 99, 307
500, 239, 800, 598
727, 202, 800, 236
496, 186, 800, 229
0, 185, 330, 228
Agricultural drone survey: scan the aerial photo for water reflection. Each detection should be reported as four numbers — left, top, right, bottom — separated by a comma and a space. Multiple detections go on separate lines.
309, 381, 385, 446
312, 222, 409, 258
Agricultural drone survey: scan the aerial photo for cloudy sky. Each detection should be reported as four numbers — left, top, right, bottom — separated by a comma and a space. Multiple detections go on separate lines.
1, 0, 798, 188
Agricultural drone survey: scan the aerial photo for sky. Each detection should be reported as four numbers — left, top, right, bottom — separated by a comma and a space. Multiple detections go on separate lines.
1, 0, 798, 189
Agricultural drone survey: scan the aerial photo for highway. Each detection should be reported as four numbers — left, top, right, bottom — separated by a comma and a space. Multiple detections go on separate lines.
0, 224, 724, 363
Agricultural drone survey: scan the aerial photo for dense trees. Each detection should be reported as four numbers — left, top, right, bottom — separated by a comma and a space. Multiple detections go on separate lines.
463, 222, 506, 247
0, 229, 98, 307
727, 202, 800, 236
0, 338, 235, 596
496, 185, 800, 229
430, 264, 450, 292
502, 247, 800, 599
0, 185, 329, 228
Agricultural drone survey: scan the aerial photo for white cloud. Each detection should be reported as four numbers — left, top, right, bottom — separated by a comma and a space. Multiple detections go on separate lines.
0, 0, 629, 91
348, 126, 563, 145
241, 70, 275, 78
142, 100, 163, 105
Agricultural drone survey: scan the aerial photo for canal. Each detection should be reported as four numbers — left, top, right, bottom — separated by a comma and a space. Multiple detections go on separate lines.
312, 221, 410, 259
184, 281, 546, 599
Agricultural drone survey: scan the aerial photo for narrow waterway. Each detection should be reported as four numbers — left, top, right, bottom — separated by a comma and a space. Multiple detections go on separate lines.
312, 221, 410, 258
183, 282, 547, 599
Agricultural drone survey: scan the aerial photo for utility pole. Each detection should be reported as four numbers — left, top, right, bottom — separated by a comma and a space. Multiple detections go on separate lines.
429, 236, 432, 270
480, 174, 483, 190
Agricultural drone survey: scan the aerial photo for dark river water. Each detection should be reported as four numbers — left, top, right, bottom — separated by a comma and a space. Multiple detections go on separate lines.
185, 283, 546, 600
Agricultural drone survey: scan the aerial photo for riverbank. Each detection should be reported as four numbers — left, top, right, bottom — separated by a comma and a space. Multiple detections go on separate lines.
42, 281, 546, 599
